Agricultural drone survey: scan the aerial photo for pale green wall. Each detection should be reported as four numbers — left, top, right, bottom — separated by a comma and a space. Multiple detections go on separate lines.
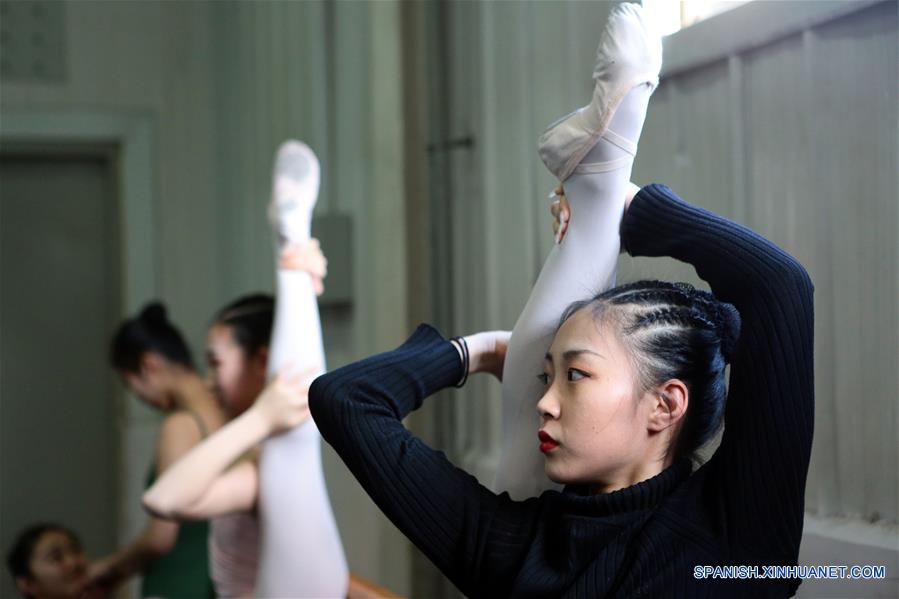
1, 3, 221, 592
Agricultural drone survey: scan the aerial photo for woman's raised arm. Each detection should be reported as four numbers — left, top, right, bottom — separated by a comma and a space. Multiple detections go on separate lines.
142, 370, 310, 520
621, 183, 814, 559
310, 325, 536, 598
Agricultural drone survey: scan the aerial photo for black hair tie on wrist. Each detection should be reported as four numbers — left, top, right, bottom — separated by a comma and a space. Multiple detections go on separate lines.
450, 336, 470, 388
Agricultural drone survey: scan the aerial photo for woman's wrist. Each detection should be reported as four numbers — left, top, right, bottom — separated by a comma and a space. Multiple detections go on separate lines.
624, 182, 641, 213
449, 337, 470, 387
464, 332, 508, 379
466, 335, 498, 376
450, 331, 510, 384
243, 401, 278, 440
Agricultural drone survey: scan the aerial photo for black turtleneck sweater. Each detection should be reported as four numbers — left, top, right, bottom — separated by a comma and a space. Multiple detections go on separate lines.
309, 184, 815, 598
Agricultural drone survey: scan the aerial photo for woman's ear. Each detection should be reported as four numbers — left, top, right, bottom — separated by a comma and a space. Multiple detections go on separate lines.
16, 576, 36, 597
253, 346, 270, 377
648, 379, 688, 433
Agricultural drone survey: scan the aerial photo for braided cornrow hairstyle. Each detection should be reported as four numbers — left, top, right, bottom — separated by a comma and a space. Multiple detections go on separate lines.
110, 301, 194, 372
560, 280, 741, 460
213, 294, 275, 359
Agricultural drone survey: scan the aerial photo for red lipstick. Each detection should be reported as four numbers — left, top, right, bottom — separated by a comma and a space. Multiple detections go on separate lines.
538, 430, 559, 453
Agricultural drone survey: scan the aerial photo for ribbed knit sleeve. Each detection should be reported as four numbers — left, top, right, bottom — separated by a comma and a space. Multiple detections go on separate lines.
621, 184, 814, 560
309, 324, 537, 598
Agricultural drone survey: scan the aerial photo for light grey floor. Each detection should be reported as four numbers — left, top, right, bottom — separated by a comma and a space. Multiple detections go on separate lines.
796, 532, 898, 598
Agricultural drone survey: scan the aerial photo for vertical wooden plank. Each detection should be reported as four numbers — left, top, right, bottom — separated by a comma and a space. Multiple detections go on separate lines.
268, 0, 286, 150
368, 0, 408, 347
215, 0, 253, 297
672, 60, 733, 211
232, 1, 255, 290
632, 78, 679, 186
624, 61, 733, 289
727, 55, 747, 224
482, 0, 535, 459
743, 33, 843, 529
304, 1, 331, 215
800, 27, 839, 519
528, 1, 578, 271
451, 0, 482, 462
282, 0, 299, 137
250, 1, 269, 290
212, 1, 236, 298
365, 4, 414, 593
479, 0, 536, 330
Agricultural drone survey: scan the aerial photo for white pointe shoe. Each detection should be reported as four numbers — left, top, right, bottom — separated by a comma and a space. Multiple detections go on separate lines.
269, 140, 320, 245
537, 3, 662, 182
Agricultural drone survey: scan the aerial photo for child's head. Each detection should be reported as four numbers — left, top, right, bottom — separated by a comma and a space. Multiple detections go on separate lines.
110, 302, 194, 410
206, 294, 274, 417
6, 524, 88, 599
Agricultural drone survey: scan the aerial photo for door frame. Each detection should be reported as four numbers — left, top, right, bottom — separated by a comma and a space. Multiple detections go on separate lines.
1, 110, 158, 310
1, 110, 159, 553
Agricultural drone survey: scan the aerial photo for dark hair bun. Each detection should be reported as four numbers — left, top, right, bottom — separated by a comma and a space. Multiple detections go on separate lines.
716, 302, 741, 362
140, 302, 168, 326
111, 301, 193, 372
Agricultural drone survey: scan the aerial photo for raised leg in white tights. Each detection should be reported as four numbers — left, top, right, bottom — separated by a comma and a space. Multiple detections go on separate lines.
496, 3, 662, 500
256, 141, 349, 597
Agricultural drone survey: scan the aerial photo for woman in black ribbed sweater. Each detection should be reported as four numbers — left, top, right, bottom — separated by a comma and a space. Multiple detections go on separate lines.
309, 183, 814, 598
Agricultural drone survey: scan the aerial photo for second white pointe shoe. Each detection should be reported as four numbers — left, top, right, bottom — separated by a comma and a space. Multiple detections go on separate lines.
269, 140, 320, 245
537, 2, 662, 182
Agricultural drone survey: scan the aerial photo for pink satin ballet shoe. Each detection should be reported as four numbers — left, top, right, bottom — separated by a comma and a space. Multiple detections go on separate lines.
269, 140, 320, 245
537, 3, 662, 182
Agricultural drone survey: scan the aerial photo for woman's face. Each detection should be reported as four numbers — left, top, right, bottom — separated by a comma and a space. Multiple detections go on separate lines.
119, 353, 171, 410
206, 323, 267, 417
17, 530, 88, 599
537, 307, 657, 489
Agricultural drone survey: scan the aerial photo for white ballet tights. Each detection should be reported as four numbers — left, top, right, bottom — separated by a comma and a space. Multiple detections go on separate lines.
256, 142, 349, 597
495, 84, 653, 500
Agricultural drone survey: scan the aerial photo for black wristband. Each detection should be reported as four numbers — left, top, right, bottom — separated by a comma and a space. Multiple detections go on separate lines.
450, 336, 469, 388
